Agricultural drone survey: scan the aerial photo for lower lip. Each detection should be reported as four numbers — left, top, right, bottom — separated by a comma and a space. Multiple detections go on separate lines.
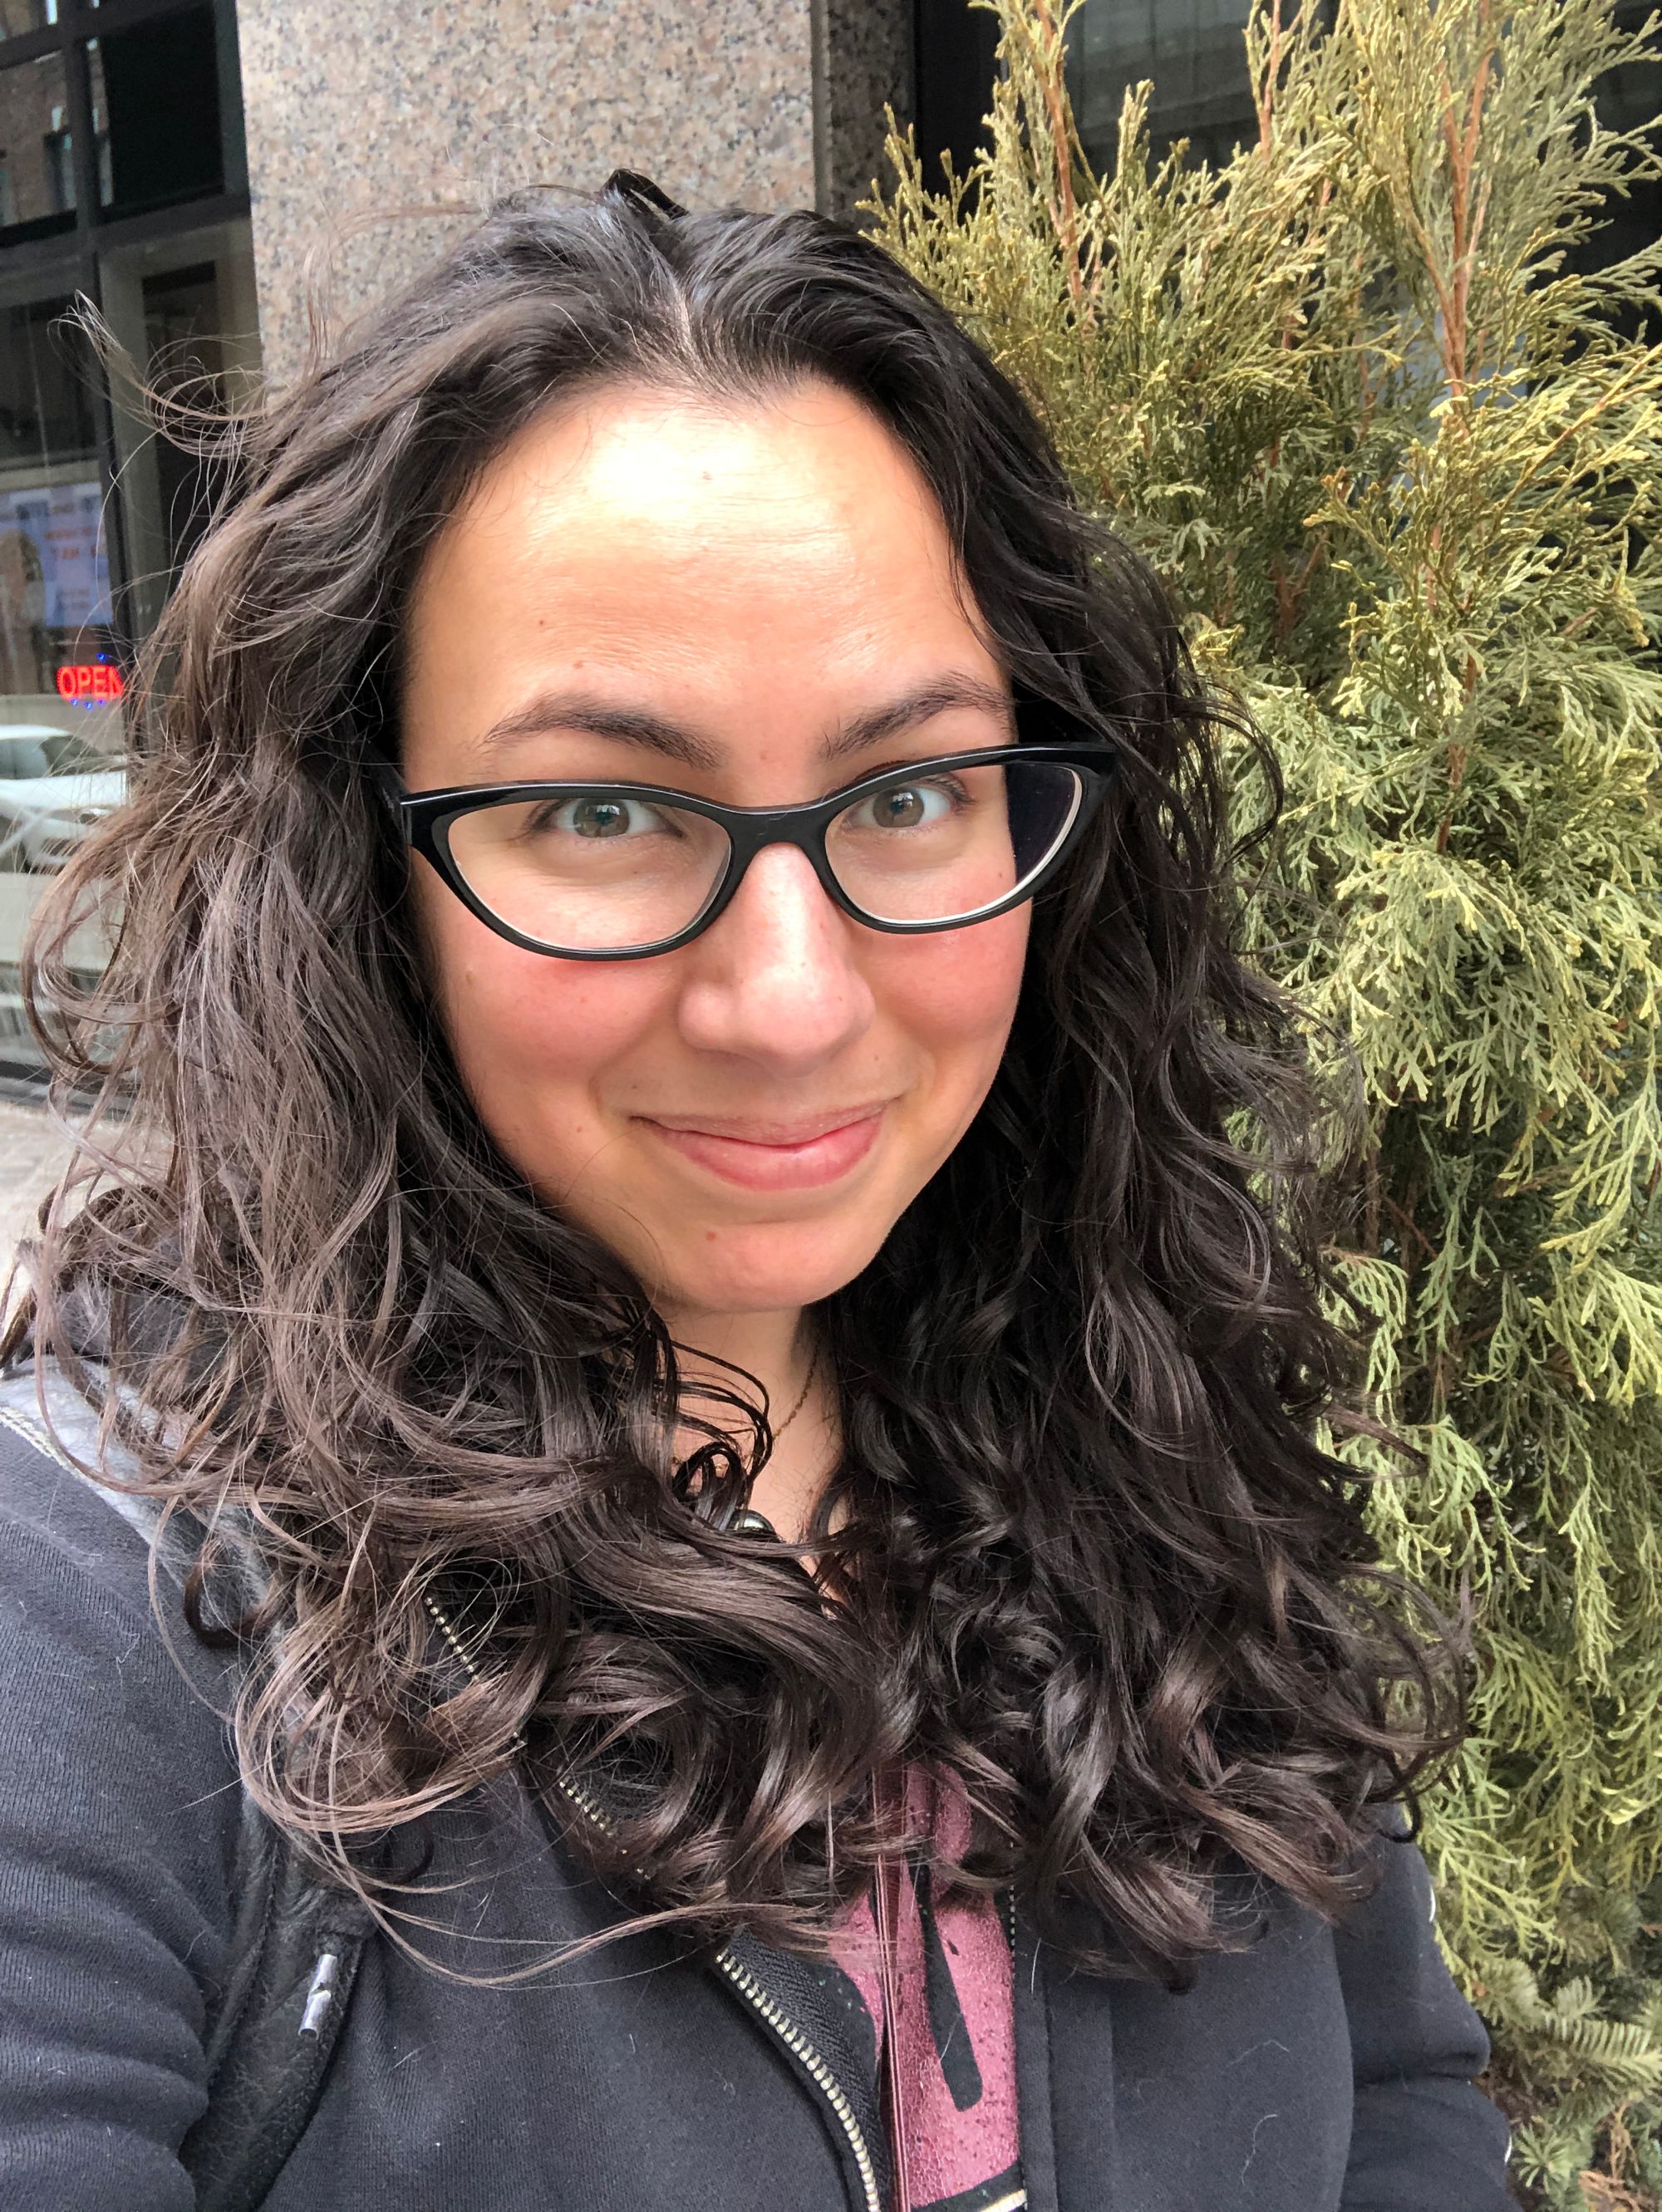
641, 1110, 886, 1192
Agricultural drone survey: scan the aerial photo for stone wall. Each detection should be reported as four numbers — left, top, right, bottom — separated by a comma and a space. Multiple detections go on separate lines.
237, 0, 912, 389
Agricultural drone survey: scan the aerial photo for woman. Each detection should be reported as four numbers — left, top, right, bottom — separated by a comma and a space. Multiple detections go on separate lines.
0, 175, 1511, 2210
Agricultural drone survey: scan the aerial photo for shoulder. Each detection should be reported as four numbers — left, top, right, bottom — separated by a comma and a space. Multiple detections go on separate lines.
1074, 1827, 1509, 2207
1192, 1816, 1491, 2084
0, 1371, 221, 1665
0, 1369, 243, 1891
0, 1376, 170, 1605
1331, 1814, 1490, 2077
0, 1371, 249, 2193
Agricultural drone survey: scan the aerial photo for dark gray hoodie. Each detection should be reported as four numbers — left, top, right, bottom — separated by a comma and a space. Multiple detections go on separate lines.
0, 1398, 1513, 2211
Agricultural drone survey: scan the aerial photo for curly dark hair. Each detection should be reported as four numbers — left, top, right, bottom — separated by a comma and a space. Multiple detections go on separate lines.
9, 172, 1456, 1980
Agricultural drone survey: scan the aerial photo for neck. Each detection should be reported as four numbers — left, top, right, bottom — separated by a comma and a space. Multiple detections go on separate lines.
660, 1302, 834, 1544
664, 1304, 809, 1403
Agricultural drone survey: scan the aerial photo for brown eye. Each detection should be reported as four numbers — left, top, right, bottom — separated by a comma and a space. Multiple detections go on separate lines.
849, 781, 960, 834
876, 788, 927, 828
568, 799, 632, 838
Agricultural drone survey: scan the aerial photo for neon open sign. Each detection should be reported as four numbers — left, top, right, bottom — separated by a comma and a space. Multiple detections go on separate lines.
55, 663, 126, 701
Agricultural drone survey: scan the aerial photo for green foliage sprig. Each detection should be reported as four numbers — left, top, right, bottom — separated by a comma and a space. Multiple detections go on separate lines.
868, 2, 1662, 2200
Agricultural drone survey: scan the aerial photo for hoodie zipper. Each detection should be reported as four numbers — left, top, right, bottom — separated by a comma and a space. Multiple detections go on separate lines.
709, 1944, 883, 2212
553, 1764, 882, 2212
424, 1596, 883, 2212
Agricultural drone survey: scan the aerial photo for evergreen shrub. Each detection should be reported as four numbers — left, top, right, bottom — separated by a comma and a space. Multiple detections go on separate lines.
868, 3, 1662, 2200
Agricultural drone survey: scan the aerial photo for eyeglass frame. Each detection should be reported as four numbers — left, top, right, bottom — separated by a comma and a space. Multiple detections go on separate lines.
376, 741, 1117, 961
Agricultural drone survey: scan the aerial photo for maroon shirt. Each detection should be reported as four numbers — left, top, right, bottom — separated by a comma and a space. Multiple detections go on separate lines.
829, 1769, 1025, 2212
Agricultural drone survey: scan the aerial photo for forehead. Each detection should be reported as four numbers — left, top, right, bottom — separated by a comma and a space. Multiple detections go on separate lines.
401, 378, 997, 723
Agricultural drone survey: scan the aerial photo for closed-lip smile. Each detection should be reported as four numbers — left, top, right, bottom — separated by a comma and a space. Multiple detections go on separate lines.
637, 1104, 892, 1191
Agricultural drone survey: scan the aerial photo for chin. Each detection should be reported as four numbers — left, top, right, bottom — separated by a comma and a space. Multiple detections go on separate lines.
657, 1221, 883, 1320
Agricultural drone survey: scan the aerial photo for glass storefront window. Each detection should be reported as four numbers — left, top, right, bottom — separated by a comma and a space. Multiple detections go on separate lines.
0, 283, 120, 1069
142, 258, 224, 568
0, 48, 76, 233
0, 5, 248, 1073
0, 294, 116, 702
86, 8, 224, 221
0, 477, 114, 686
98, 221, 258, 638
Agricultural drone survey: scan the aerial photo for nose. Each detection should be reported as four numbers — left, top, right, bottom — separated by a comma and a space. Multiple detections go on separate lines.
674, 842, 877, 1069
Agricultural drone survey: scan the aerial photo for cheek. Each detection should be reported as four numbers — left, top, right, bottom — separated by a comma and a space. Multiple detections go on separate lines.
416, 877, 667, 1160
869, 906, 1029, 1089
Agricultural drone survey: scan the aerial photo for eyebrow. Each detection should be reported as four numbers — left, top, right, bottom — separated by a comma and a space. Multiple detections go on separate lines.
823, 676, 1015, 762
476, 699, 722, 770
473, 674, 1015, 773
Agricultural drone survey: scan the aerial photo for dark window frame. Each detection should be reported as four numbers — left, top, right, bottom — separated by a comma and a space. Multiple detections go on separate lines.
0, 0, 245, 248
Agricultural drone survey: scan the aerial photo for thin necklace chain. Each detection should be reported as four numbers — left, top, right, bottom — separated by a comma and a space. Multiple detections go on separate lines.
673, 1344, 819, 1438
771, 1343, 820, 1439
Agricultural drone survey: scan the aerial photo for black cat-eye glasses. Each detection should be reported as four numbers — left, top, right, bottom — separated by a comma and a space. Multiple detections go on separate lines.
381, 743, 1114, 961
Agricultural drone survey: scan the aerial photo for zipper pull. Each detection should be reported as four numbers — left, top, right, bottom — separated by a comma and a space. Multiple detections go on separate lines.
298, 1949, 340, 2037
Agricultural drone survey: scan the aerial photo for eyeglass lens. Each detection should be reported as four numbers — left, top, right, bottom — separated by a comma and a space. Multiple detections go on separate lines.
441, 758, 1084, 954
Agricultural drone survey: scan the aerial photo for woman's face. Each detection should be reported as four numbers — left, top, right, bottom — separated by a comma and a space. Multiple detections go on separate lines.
401, 378, 1029, 1330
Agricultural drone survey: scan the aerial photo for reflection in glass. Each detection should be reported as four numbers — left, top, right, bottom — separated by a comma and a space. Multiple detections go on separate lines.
0, 3, 57, 38
0, 283, 122, 1067
141, 259, 228, 572
0, 47, 74, 229
87, 8, 222, 219
1066, 0, 1256, 173
84, 35, 106, 202
0, 295, 114, 698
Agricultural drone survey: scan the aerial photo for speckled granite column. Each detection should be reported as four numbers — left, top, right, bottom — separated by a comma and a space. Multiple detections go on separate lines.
237, 0, 826, 387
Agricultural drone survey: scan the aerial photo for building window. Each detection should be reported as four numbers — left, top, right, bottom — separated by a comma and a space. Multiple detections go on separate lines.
42, 101, 71, 211
0, 0, 254, 1074
0, 292, 113, 700
87, 9, 224, 221
912, 0, 1002, 195
0, 50, 73, 234
1064, 0, 1256, 171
